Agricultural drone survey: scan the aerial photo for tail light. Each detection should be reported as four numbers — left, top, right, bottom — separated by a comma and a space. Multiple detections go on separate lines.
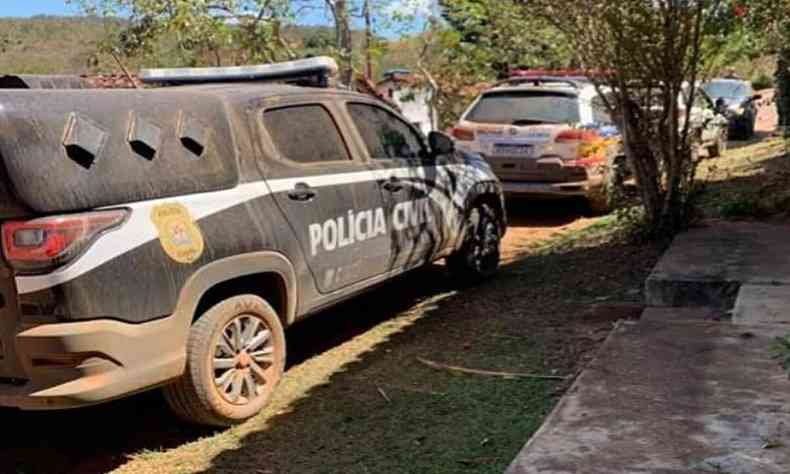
555, 129, 600, 143
451, 126, 476, 142
2, 210, 128, 274
555, 129, 607, 167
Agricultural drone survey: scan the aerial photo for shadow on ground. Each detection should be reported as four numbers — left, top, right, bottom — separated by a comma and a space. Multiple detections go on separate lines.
2, 202, 636, 474
726, 131, 777, 152
505, 197, 591, 229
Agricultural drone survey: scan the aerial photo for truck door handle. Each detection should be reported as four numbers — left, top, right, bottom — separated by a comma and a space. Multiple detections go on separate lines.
381, 177, 403, 193
288, 183, 316, 202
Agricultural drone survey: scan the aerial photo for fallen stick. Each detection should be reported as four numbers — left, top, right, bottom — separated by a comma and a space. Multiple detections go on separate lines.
417, 357, 570, 381
377, 386, 392, 403
378, 383, 445, 396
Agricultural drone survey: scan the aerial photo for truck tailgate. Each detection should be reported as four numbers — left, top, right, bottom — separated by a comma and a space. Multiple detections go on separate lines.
0, 163, 31, 219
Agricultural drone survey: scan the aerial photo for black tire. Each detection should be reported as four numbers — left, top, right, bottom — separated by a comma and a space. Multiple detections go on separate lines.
587, 188, 612, 215
708, 131, 727, 158
447, 203, 502, 282
586, 158, 624, 215
163, 294, 286, 427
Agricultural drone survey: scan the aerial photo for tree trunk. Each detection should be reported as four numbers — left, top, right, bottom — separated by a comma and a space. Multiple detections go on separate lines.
776, 47, 790, 133
363, 0, 373, 80
334, 0, 354, 86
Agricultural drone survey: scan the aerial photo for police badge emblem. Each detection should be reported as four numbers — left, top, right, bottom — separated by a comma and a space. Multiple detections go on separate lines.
151, 203, 205, 264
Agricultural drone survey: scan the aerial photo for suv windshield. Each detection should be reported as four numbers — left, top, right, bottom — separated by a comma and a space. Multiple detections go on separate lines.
702, 81, 750, 99
465, 91, 581, 125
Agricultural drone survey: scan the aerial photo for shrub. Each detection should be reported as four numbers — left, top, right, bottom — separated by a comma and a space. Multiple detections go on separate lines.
752, 72, 774, 90
771, 335, 790, 377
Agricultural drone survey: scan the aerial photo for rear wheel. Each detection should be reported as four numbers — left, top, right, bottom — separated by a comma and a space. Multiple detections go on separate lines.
587, 158, 624, 215
164, 294, 286, 427
587, 188, 612, 215
447, 203, 502, 282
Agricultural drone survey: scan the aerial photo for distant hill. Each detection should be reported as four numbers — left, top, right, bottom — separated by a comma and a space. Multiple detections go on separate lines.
0, 16, 114, 74
0, 15, 423, 80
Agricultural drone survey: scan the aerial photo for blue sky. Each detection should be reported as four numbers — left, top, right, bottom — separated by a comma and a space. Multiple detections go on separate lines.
0, 1, 338, 22
0, 0, 433, 39
0, 0, 435, 24
0, 0, 80, 17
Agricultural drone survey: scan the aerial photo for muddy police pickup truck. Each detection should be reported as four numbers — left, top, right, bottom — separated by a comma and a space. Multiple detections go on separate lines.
0, 58, 505, 427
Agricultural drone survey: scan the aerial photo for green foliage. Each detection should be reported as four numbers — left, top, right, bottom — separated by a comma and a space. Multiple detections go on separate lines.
771, 335, 790, 376
752, 72, 774, 89
0, 16, 382, 75
439, 0, 571, 78
410, 0, 572, 128
729, 2, 790, 128
72, 0, 295, 67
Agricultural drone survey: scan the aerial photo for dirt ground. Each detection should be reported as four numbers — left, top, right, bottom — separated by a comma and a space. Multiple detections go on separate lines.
0, 199, 659, 474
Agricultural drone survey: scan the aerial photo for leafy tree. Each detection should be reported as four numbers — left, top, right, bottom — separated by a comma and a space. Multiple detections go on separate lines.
523, 0, 730, 238
71, 0, 295, 67
409, 0, 571, 128
317, 0, 354, 84
735, 0, 790, 130
438, 0, 571, 79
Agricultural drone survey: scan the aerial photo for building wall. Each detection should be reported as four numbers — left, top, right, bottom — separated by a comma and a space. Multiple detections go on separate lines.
379, 81, 438, 136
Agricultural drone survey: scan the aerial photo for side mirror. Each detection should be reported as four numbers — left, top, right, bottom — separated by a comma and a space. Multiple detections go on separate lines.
429, 131, 455, 156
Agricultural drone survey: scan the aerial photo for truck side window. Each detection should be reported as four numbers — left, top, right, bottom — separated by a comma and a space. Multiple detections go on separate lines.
346, 103, 424, 160
264, 105, 351, 164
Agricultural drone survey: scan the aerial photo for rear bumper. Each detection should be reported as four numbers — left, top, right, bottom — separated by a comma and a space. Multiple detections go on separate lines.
501, 180, 596, 199
0, 316, 185, 410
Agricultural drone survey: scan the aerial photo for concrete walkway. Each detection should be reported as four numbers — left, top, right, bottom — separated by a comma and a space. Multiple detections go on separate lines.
508, 221, 790, 473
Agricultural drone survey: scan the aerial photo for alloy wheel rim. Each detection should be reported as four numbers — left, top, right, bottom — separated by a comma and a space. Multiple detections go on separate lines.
467, 216, 499, 271
213, 314, 276, 406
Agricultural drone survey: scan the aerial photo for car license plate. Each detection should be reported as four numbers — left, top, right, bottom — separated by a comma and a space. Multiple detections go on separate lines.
493, 143, 534, 158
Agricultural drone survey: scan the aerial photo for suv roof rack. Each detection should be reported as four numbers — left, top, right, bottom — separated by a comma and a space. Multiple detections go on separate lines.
493, 76, 583, 89
140, 56, 339, 87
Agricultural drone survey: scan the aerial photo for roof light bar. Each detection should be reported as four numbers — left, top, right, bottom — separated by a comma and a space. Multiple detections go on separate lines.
494, 76, 582, 89
140, 56, 339, 87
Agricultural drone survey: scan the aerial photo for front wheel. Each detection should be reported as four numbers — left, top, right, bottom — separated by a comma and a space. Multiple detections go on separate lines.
163, 294, 286, 427
447, 203, 502, 282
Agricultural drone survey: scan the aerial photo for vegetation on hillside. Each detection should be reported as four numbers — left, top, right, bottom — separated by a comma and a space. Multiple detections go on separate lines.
0, 14, 380, 76
0, 16, 120, 74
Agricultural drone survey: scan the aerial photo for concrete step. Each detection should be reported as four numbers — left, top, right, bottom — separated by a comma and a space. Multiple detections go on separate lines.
507, 320, 790, 474
645, 221, 790, 309
641, 306, 729, 323
734, 284, 790, 325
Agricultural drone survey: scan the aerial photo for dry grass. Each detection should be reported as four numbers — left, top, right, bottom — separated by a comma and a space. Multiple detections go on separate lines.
697, 136, 790, 219
104, 207, 659, 474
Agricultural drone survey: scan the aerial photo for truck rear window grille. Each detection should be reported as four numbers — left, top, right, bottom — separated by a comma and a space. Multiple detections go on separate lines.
62, 113, 108, 169
128, 114, 162, 161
